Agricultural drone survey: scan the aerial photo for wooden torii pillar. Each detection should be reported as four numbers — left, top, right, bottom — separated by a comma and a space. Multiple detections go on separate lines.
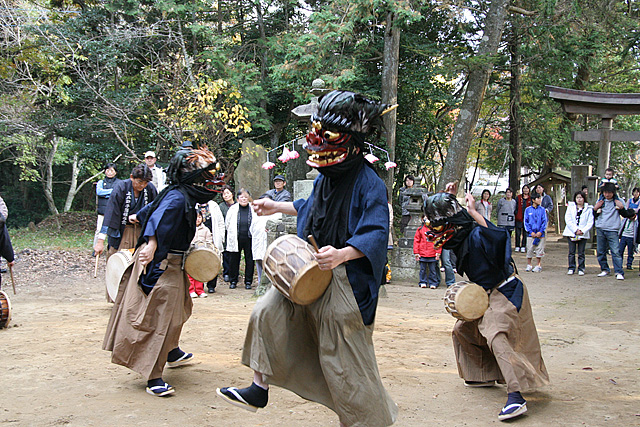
546, 86, 640, 177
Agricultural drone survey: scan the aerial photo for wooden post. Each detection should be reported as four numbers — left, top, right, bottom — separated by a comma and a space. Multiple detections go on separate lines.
597, 116, 614, 178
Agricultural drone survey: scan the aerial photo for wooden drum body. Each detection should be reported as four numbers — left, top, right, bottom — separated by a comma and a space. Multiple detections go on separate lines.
105, 249, 135, 302
184, 240, 221, 283
0, 289, 12, 329
263, 234, 332, 305
443, 281, 489, 322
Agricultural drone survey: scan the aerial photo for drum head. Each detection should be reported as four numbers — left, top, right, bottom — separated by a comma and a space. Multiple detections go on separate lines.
290, 263, 333, 306
184, 248, 221, 283
450, 282, 488, 321
106, 250, 134, 302
0, 290, 12, 329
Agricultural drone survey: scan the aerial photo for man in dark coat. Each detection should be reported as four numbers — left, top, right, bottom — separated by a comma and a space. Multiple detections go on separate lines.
94, 164, 157, 259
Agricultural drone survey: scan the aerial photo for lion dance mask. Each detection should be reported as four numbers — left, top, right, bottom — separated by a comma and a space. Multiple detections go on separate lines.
423, 192, 476, 250
304, 90, 397, 171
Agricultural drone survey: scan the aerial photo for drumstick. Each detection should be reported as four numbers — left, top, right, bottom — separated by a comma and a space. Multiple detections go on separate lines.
9, 264, 16, 295
307, 235, 320, 252
94, 253, 100, 278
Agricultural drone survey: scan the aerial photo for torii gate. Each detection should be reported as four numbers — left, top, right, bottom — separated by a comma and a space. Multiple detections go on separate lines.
545, 85, 640, 177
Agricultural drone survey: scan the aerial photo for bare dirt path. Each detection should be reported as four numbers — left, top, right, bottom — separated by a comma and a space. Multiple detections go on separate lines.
1, 236, 639, 426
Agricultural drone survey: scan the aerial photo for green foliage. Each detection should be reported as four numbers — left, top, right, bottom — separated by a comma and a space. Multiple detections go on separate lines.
10, 226, 94, 252
2, 0, 639, 224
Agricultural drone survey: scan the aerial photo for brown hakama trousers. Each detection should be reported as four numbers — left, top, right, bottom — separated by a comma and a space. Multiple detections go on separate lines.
452, 281, 549, 393
105, 224, 140, 303
103, 249, 192, 380
106, 224, 139, 260
242, 265, 397, 427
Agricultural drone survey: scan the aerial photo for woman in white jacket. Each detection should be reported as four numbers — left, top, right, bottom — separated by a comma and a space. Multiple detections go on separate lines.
250, 211, 282, 286
563, 191, 594, 275
225, 189, 258, 289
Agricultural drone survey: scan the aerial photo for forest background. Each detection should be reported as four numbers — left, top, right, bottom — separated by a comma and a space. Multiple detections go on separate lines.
1, 0, 639, 228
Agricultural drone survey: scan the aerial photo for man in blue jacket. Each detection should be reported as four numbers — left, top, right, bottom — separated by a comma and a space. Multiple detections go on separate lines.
524, 193, 547, 272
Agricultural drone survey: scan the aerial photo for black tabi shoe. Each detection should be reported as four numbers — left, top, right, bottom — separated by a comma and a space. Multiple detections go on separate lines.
216, 383, 268, 412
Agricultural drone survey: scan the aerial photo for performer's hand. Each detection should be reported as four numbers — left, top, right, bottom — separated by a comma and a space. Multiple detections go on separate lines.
252, 200, 297, 216
139, 237, 157, 266
94, 240, 104, 256
464, 192, 476, 210
7, 261, 14, 267
445, 181, 458, 195
315, 246, 343, 270
252, 198, 277, 216
315, 245, 365, 270
128, 214, 139, 224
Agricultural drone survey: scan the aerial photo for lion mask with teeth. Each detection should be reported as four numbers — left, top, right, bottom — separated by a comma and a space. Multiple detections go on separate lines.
423, 192, 477, 250
305, 90, 397, 170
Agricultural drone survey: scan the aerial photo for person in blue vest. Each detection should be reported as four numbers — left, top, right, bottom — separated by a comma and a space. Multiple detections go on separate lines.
216, 90, 398, 427
93, 163, 121, 250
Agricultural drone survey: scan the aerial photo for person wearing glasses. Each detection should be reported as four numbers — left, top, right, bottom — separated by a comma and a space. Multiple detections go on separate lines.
94, 164, 157, 260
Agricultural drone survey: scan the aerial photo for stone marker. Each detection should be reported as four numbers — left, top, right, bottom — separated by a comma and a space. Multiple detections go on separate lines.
234, 139, 269, 199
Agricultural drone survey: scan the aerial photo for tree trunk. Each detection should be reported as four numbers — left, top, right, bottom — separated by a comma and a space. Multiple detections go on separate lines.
42, 137, 60, 217
64, 154, 80, 212
381, 10, 400, 195
436, 0, 511, 191
508, 23, 522, 193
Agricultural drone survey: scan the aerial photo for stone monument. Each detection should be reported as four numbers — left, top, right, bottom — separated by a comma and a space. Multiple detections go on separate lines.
390, 187, 429, 282
234, 139, 269, 199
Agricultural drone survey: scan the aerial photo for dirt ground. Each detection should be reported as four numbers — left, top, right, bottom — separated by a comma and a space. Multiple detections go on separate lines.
1, 236, 639, 427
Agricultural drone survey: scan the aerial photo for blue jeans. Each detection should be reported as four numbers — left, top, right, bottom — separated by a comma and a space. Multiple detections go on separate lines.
596, 229, 623, 275
441, 249, 456, 286
619, 236, 635, 268
419, 259, 440, 287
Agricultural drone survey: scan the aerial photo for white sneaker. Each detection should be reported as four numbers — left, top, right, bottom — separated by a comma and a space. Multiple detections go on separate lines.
533, 266, 542, 273
198, 293, 208, 298
578, 270, 585, 276
190, 292, 198, 298
567, 269, 574, 275
525, 265, 533, 272
616, 274, 624, 280
597, 271, 609, 277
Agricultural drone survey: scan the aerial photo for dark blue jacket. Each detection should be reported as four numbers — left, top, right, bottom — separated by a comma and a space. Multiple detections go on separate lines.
294, 165, 389, 325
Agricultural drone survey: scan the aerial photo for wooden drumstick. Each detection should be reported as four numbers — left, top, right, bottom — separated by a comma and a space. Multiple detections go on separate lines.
307, 235, 320, 252
94, 254, 99, 278
9, 264, 16, 295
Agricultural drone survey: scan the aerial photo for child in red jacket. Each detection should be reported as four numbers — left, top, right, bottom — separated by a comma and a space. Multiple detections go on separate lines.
414, 217, 442, 289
